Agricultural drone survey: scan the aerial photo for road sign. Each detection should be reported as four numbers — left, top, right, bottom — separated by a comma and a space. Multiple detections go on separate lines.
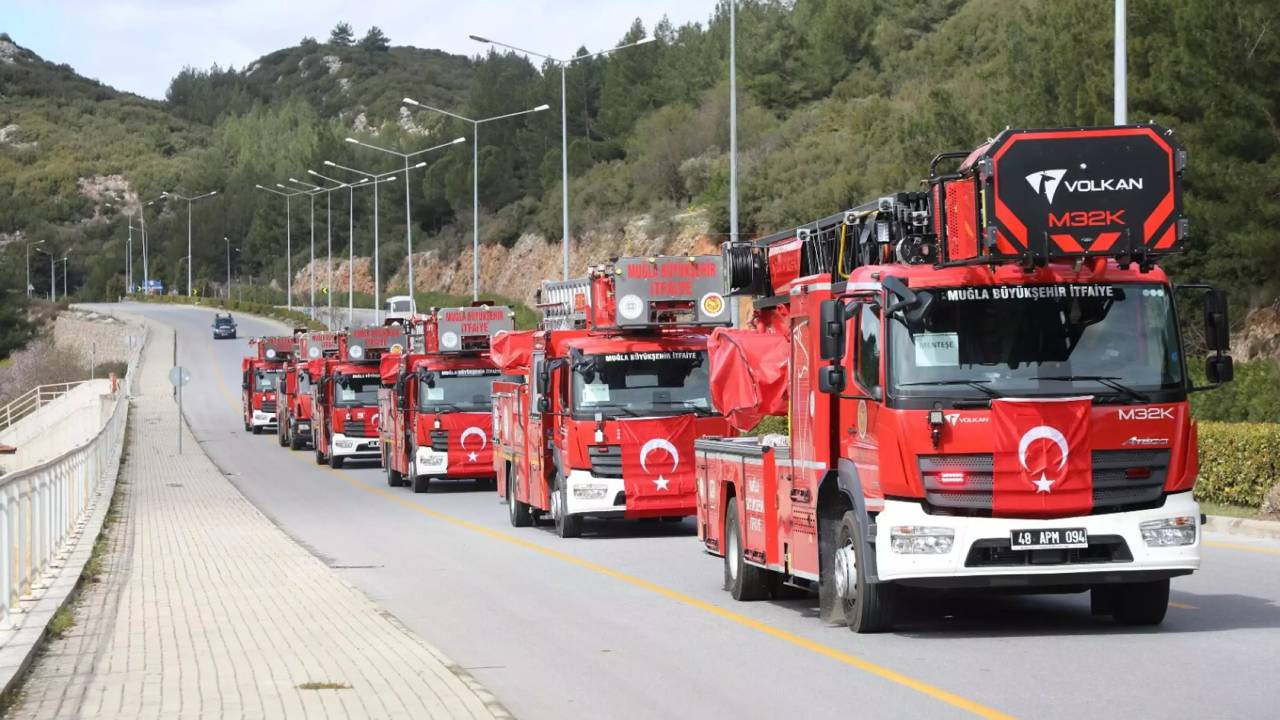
168, 366, 191, 387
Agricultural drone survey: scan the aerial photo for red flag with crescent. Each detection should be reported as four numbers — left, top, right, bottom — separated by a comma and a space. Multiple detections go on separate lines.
619, 415, 697, 511
992, 397, 1093, 518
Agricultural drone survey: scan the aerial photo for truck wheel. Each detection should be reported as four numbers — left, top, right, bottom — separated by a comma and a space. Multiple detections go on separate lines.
385, 451, 404, 487
244, 419, 251, 432
552, 476, 582, 538
724, 499, 769, 601
508, 474, 532, 527
331, 455, 345, 470
251, 425, 262, 435
277, 419, 288, 447
408, 452, 430, 493
314, 447, 328, 466
1104, 579, 1170, 626
289, 430, 303, 451
835, 511, 895, 633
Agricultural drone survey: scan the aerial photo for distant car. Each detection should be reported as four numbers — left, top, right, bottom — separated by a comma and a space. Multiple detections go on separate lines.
212, 313, 237, 339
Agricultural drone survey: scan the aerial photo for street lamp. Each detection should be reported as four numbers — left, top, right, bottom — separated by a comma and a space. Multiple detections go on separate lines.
285, 177, 325, 318
25, 239, 44, 299
469, 33, 654, 279
308, 170, 368, 328
255, 184, 305, 311
36, 247, 53, 302
140, 194, 164, 295
403, 98, 548, 299
162, 190, 218, 296
342, 135, 467, 299
61, 251, 71, 299
324, 160, 406, 323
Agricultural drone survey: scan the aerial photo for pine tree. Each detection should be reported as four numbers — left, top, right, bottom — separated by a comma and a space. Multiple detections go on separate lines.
359, 26, 390, 52
329, 22, 355, 47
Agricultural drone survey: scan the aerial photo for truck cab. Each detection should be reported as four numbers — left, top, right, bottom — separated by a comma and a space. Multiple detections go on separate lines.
696, 125, 1234, 632
279, 330, 339, 451
379, 305, 515, 493
310, 326, 404, 469
493, 256, 733, 538
241, 336, 290, 433
384, 295, 416, 325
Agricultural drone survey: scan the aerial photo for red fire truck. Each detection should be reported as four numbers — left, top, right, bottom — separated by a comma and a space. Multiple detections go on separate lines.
378, 305, 514, 493
241, 336, 290, 434
492, 256, 734, 538
694, 125, 1234, 632
309, 326, 405, 468
279, 330, 339, 450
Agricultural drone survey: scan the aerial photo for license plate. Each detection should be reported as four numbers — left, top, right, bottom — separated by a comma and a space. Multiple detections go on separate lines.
1010, 528, 1088, 550
422, 454, 446, 467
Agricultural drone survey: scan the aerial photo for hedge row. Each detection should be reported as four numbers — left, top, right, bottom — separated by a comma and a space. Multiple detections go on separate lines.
135, 295, 326, 332
1196, 422, 1280, 508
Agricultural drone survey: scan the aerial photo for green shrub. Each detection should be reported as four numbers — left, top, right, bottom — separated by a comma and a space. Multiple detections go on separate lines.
1189, 358, 1280, 423
1195, 422, 1280, 508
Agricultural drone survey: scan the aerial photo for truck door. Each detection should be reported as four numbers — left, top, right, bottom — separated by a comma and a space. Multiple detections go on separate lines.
526, 352, 548, 510
786, 313, 820, 578
845, 298, 885, 510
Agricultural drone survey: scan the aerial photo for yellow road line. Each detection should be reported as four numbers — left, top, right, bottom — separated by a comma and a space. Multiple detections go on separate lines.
1167, 602, 1198, 610
202, 331, 1014, 719
1204, 540, 1280, 557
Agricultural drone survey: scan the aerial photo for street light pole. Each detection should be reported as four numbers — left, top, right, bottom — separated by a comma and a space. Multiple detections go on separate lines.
286, 178, 324, 318
163, 190, 218, 296
25, 240, 43, 299
343, 135, 467, 299
1114, 0, 1127, 125
224, 236, 231, 298
307, 170, 366, 329
256, 184, 304, 311
469, 34, 654, 279
403, 99, 549, 299
324, 161, 405, 323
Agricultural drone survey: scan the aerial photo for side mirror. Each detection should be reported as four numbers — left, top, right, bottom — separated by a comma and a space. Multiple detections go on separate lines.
1203, 289, 1230, 352
819, 299, 847, 361
1205, 354, 1234, 384
535, 366, 549, 396
537, 396, 551, 413
818, 365, 846, 394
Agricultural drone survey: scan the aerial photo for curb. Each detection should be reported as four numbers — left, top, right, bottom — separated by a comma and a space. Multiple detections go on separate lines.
1204, 514, 1280, 541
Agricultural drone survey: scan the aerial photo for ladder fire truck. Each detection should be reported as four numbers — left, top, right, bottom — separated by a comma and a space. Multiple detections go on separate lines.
378, 305, 514, 493
241, 336, 291, 434
491, 256, 734, 538
308, 326, 404, 468
279, 330, 339, 451
695, 124, 1234, 631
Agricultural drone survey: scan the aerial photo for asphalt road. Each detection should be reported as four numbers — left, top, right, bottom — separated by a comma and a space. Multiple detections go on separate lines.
109, 301, 1280, 720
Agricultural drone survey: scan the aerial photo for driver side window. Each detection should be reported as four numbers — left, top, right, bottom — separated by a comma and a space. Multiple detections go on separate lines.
855, 301, 881, 395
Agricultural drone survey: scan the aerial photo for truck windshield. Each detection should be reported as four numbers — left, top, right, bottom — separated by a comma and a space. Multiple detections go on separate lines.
335, 377, 380, 406
417, 370, 510, 412
254, 370, 282, 391
888, 282, 1184, 402
572, 350, 713, 418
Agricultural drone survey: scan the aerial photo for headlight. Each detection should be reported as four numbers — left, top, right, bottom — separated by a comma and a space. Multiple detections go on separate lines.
890, 526, 954, 554
573, 484, 609, 500
1140, 516, 1197, 547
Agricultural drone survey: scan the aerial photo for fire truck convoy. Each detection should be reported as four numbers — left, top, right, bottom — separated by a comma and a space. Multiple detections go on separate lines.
309, 325, 405, 469
279, 330, 340, 451
696, 124, 1234, 632
241, 336, 291, 434
378, 305, 514, 493
492, 256, 733, 538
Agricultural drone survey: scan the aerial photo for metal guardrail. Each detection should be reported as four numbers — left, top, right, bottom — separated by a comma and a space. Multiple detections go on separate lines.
0, 382, 89, 433
0, 325, 146, 625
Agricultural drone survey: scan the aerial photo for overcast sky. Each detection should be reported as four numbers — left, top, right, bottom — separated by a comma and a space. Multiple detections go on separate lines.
5, 1, 717, 100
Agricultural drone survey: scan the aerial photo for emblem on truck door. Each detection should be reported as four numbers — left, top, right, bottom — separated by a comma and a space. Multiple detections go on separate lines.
1018, 425, 1070, 493
639, 438, 680, 491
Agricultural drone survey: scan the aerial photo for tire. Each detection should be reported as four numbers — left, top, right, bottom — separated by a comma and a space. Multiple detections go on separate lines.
385, 450, 404, 487
409, 449, 429, 493
724, 499, 769, 601
1105, 579, 1170, 626
834, 511, 895, 633
277, 418, 288, 447
314, 446, 328, 466
289, 429, 304, 451
244, 418, 251, 432
552, 475, 582, 539
331, 455, 345, 470
508, 469, 531, 527
251, 425, 262, 435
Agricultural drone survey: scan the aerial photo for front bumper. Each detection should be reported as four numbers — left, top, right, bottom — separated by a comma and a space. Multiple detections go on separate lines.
293, 420, 312, 439
331, 432, 380, 458
563, 469, 695, 518
873, 491, 1200, 587
251, 410, 276, 428
413, 447, 495, 479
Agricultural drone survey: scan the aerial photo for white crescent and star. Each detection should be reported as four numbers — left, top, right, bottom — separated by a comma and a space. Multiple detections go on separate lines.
640, 438, 679, 491
460, 426, 487, 462
1017, 425, 1070, 494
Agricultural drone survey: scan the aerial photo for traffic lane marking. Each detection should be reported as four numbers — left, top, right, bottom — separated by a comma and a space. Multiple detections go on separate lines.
1203, 540, 1280, 557
1167, 602, 1198, 610
195, 326, 1014, 720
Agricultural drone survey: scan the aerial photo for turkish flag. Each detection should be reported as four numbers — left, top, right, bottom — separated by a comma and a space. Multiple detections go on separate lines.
992, 397, 1093, 518
619, 415, 697, 512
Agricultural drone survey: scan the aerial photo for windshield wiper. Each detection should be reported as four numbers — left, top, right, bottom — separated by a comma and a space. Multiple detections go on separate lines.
1036, 375, 1150, 403
650, 400, 716, 416
585, 403, 641, 417
897, 379, 1003, 399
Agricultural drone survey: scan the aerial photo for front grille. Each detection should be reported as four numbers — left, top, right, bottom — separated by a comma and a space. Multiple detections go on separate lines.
430, 430, 448, 452
343, 420, 371, 438
965, 535, 1133, 567
260, 401, 276, 413
920, 450, 1170, 517
589, 445, 623, 479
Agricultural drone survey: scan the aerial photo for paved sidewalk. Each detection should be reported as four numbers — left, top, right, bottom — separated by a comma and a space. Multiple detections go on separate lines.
11, 321, 507, 720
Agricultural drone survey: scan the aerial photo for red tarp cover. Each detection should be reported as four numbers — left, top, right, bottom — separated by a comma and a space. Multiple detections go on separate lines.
379, 354, 403, 386
707, 327, 790, 432
491, 330, 535, 375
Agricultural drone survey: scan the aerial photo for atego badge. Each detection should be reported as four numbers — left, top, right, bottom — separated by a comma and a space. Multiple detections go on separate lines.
991, 397, 1093, 518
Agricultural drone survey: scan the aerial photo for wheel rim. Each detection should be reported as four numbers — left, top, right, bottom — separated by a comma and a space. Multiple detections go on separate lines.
833, 539, 857, 600
727, 520, 740, 581
551, 487, 562, 521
